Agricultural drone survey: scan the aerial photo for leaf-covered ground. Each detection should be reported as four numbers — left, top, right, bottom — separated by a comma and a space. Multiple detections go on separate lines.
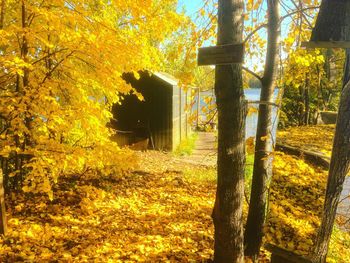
278, 124, 335, 156
266, 152, 326, 254
266, 152, 350, 263
1, 155, 216, 262
1, 150, 349, 262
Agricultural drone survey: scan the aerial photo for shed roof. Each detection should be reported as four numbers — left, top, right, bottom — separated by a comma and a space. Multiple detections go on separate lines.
154, 72, 178, 86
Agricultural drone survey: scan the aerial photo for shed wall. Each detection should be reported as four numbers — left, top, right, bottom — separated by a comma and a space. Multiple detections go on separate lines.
172, 84, 180, 150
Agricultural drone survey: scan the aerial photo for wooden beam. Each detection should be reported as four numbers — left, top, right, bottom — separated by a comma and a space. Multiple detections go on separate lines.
275, 142, 330, 169
301, 41, 350, 49
265, 244, 313, 263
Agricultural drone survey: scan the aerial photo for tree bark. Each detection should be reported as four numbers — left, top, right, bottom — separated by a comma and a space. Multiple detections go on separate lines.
21, 0, 29, 89
343, 49, 350, 86
212, 0, 245, 262
244, 0, 280, 259
311, 48, 350, 263
0, 0, 5, 29
0, 170, 6, 235
304, 77, 310, 125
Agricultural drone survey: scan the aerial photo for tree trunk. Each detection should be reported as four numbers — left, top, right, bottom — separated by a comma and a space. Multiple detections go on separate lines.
21, 0, 32, 149
0, 0, 5, 29
304, 77, 310, 125
244, 0, 280, 259
343, 49, 350, 86
0, 170, 6, 235
21, 0, 29, 89
311, 48, 350, 263
212, 0, 245, 262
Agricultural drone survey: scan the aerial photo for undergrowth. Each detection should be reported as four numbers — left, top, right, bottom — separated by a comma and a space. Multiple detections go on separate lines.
174, 133, 198, 156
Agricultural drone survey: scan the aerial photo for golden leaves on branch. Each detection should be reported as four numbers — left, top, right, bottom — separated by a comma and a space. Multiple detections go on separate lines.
0, 0, 185, 197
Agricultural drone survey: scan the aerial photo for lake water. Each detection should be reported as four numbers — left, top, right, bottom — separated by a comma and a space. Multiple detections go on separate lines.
244, 88, 279, 140
197, 88, 279, 140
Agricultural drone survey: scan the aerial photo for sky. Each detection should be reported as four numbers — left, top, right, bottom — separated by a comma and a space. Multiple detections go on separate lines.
177, 0, 302, 72
177, 0, 203, 17
178, 0, 267, 71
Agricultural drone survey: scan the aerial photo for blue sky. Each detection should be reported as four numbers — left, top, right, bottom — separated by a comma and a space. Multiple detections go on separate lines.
178, 0, 266, 70
177, 0, 300, 71
177, 0, 203, 17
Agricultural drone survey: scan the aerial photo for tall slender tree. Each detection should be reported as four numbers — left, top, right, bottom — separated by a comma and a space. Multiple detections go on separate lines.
312, 50, 350, 262
244, 0, 280, 259
303, 1, 350, 261
211, 0, 246, 262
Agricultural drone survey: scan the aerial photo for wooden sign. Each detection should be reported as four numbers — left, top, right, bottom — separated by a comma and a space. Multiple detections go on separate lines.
197, 43, 244, 66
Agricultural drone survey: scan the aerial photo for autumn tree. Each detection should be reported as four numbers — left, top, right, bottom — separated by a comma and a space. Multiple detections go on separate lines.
280, 49, 345, 127
242, 0, 325, 259
244, 0, 280, 258
0, 0, 185, 197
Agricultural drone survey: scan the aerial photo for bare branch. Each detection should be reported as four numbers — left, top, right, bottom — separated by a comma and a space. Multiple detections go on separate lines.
243, 66, 263, 81
244, 6, 319, 43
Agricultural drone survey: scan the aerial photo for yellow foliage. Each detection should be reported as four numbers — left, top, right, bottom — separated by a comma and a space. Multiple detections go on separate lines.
0, 0, 185, 195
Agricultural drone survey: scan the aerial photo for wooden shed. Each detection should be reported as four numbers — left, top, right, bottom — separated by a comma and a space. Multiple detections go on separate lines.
110, 71, 191, 151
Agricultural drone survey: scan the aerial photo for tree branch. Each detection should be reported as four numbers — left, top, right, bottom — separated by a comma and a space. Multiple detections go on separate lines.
41, 51, 74, 84
243, 66, 263, 81
243, 6, 319, 43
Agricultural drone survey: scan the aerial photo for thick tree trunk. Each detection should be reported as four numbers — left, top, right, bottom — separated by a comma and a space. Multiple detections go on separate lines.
212, 0, 245, 262
311, 49, 350, 263
244, 0, 280, 259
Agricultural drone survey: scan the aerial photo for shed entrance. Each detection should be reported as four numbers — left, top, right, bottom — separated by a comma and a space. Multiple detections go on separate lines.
110, 71, 189, 151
